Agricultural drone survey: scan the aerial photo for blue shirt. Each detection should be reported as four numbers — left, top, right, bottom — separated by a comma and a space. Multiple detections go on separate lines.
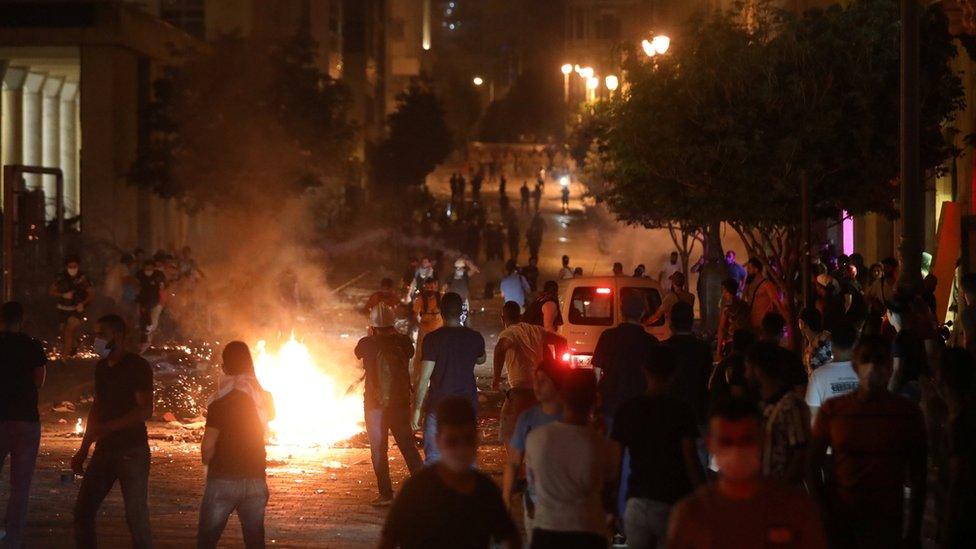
510, 404, 562, 501
421, 325, 486, 411
500, 273, 530, 307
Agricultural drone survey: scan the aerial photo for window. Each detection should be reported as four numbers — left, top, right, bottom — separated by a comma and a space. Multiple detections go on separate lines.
622, 287, 663, 326
569, 287, 614, 326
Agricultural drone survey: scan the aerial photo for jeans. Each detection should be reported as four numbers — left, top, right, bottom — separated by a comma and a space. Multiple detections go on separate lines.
530, 529, 608, 549
423, 412, 440, 465
364, 405, 423, 497
624, 498, 671, 549
197, 478, 269, 549
74, 444, 152, 549
0, 421, 41, 547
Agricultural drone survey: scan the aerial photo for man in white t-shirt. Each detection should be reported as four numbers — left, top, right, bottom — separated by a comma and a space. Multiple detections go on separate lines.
558, 255, 575, 280
659, 252, 681, 291
525, 369, 617, 545
805, 321, 860, 422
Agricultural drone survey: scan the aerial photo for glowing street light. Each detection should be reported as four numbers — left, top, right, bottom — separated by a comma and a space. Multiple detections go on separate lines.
605, 74, 619, 92
579, 66, 594, 79
472, 76, 484, 86
641, 39, 656, 57
585, 75, 599, 101
652, 35, 671, 54
561, 63, 573, 103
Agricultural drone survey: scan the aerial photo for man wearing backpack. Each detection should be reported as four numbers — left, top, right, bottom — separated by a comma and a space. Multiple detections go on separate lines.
355, 304, 424, 507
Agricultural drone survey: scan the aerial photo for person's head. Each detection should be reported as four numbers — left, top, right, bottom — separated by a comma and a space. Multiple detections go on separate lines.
670, 271, 686, 289
633, 264, 646, 277
852, 335, 893, 391
870, 262, 884, 281
221, 341, 255, 376
423, 276, 438, 292
923, 273, 938, 293
760, 312, 786, 343
369, 303, 397, 334
505, 259, 518, 275
725, 250, 737, 265
621, 291, 646, 323
669, 251, 678, 264
501, 300, 521, 327
560, 368, 597, 419
533, 358, 565, 403
721, 278, 739, 301
850, 252, 865, 268
573, 267, 583, 276
454, 258, 468, 275
380, 278, 394, 291
440, 292, 464, 323
881, 256, 898, 278
829, 320, 858, 355
745, 342, 783, 389
562, 255, 570, 267
797, 306, 823, 334
142, 260, 156, 275
670, 301, 694, 333
1, 301, 24, 330
542, 280, 558, 296
642, 346, 677, 389
94, 314, 126, 358
745, 258, 762, 277
435, 397, 479, 472
708, 399, 762, 482
937, 347, 975, 407
65, 255, 81, 276
420, 257, 432, 270
612, 262, 623, 275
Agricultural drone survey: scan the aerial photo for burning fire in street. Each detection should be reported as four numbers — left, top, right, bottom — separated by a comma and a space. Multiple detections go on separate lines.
253, 334, 364, 448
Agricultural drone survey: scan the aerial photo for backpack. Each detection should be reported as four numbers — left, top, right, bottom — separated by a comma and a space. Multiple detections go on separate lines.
375, 339, 409, 408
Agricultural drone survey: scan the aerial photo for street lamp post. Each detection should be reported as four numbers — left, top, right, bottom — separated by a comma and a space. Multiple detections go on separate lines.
561, 63, 573, 103
642, 34, 671, 58
585, 75, 599, 102
605, 74, 619, 96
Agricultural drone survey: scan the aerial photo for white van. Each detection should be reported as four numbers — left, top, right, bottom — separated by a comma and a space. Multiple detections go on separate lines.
557, 276, 667, 368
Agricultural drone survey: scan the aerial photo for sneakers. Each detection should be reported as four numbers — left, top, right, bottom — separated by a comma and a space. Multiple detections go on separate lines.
370, 495, 394, 507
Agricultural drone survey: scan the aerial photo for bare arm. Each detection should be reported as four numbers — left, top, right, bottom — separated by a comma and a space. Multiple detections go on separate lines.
501, 446, 524, 509
201, 427, 219, 465
412, 360, 436, 429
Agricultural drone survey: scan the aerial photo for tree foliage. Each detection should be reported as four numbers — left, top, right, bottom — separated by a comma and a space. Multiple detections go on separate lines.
128, 33, 355, 212
596, 0, 965, 311
372, 78, 453, 188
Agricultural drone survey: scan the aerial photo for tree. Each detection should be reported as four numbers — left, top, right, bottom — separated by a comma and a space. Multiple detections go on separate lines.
372, 79, 453, 188
128, 33, 355, 212
596, 0, 965, 332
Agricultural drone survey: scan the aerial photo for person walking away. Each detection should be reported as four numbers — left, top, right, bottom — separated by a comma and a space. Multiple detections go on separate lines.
499, 174, 507, 198
611, 346, 703, 549
494, 302, 547, 448
523, 280, 563, 334
743, 258, 787, 333
805, 321, 859, 423
807, 335, 926, 548
522, 257, 540, 293
135, 260, 166, 349
744, 343, 810, 485
667, 400, 827, 549
502, 360, 565, 544
0, 302, 46, 547
198, 342, 275, 548
50, 255, 94, 358
558, 256, 574, 280
72, 315, 154, 549
525, 369, 616, 548
412, 293, 486, 464
659, 252, 681, 290
724, 251, 747, 293
507, 218, 521, 262
798, 307, 833, 374
560, 184, 570, 214
381, 397, 519, 549
520, 181, 531, 213
531, 183, 542, 213
715, 279, 750, 359
412, 277, 442, 379
664, 303, 713, 468
500, 260, 532, 310
937, 348, 976, 547
103, 253, 133, 307
355, 305, 424, 507
885, 295, 928, 401
526, 214, 544, 262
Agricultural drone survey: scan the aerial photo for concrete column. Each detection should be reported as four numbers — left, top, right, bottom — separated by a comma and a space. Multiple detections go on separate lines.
22, 72, 45, 191
42, 76, 63, 220
60, 83, 79, 218
2, 67, 26, 169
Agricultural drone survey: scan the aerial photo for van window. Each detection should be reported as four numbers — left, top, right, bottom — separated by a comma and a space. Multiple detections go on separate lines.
622, 287, 663, 326
568, 287, 614, 326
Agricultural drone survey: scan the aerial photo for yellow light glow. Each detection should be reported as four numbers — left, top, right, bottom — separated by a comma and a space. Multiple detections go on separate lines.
561, 63, 573, 75
641, 39, 656, 57
254, 335, 363, 447
605, 74, 619, 91
652, 35, 671, 54
473, 76, 484, 86
579, 66, 594, 79
586, 76, 600, 90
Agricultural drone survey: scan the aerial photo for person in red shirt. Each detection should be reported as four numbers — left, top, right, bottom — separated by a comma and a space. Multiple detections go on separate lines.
807, 335, 927, 549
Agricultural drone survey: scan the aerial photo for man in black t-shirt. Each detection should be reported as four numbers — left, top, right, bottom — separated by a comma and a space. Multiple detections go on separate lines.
198, 341, 274, 548
356, 304, 424, 506
135, 259, 166, 346
72, 315, 154, 549
612, 346, 703, 549
381, 397, 518, 549
0, 302, 47, 547
49, 255, 94, 357
413, 293, 486, 464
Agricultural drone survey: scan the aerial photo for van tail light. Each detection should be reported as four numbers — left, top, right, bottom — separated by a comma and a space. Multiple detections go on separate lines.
595, 287, 611, 294
561, 352, 571, 363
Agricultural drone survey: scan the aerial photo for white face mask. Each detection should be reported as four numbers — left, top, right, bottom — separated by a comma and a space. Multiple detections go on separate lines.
93, 337, 112, 359
67, 267, 79, 277
714, 445, 761, 481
